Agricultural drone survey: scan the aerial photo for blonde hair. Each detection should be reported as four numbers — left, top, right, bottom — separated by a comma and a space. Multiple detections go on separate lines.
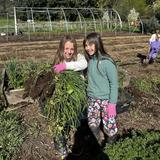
53, 35, 78, 65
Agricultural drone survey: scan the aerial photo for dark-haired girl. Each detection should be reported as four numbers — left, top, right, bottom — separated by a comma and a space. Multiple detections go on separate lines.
83, 32, 118, 146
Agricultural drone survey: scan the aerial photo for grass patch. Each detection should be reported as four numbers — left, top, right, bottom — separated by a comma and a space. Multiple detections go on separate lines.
130, 75, 160, 94
0, 111, 24, 160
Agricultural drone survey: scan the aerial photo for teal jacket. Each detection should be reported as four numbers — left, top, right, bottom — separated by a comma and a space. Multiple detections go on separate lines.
87, 56, 118, 104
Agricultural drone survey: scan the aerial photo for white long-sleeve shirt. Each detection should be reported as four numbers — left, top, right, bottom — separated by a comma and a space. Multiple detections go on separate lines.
65, 53, 87, 71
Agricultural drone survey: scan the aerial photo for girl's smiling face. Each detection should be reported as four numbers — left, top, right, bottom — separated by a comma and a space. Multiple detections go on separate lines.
85, 41, 96, 56
63, 41, 75, 60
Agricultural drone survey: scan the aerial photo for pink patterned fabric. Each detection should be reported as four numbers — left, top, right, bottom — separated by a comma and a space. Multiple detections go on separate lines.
87, 97, 117, 137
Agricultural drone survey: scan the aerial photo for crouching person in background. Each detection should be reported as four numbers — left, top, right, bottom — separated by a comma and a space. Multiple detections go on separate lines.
148, 33, 160, 64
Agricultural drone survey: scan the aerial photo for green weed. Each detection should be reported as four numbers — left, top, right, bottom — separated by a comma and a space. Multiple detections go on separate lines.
130, 75, 160, 95
0, 111, 24, 160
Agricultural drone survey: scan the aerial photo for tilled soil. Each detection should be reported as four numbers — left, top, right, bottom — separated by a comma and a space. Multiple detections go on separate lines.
9, 61, 159, 160
1, 33, 160, 160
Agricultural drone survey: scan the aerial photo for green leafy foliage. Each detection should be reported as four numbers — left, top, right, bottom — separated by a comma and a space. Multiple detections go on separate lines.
141, 17, 160, 34
4, 59, 51, 89
131, 78, 152, 93
45, 71, 87, 140
130, 75, 160, 94
0, 111, 24, 160
5, 59, 24, 89
104, 130, 160, 160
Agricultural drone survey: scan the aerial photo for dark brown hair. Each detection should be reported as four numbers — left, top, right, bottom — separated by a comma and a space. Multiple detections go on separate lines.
83, 32, 116, 66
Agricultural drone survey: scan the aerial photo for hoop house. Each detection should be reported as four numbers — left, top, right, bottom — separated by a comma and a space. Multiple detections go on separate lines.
0, 12, 14, 39
14, 7, 122, 35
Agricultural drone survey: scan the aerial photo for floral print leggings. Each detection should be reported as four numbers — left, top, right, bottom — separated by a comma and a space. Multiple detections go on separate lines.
88, 97, 118, 137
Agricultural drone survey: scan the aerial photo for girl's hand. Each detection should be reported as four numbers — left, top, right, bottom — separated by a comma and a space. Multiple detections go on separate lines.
107, 103, 117, 118
53, 63, 66, 73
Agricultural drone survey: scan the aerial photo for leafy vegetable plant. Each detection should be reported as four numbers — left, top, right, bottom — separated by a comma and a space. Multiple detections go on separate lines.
45, 71, 87, 140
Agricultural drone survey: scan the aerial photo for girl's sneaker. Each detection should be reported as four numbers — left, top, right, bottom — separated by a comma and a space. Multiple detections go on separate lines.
107, 134, 117, 144
59, 145, 68, 159
53, 139, 68, 159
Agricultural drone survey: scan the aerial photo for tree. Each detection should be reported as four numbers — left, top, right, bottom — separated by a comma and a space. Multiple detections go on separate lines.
145, 0, 156, 5
96, 0, 119, 9
113, 0, 148, 21
15, 0, 47, 7
153, 0, 160, 22
0, 0, 14, 13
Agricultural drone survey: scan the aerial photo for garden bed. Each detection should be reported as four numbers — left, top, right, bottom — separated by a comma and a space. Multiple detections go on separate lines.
0, 34, 160, 160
